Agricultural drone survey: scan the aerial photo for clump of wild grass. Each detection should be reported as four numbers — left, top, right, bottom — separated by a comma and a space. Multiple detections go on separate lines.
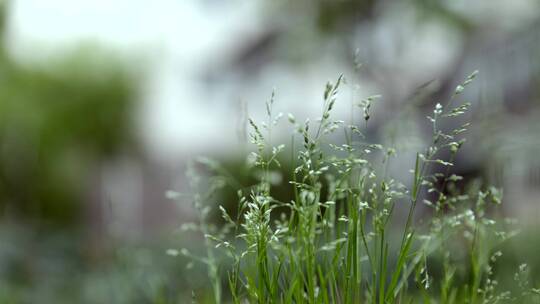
169, 71, 539, 303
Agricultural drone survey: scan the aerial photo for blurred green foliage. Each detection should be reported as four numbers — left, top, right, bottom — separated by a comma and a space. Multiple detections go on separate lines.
0, 0, 135, 227
0, 53, 135, 226
315, 0, 376, 32
0, 3, 143, 301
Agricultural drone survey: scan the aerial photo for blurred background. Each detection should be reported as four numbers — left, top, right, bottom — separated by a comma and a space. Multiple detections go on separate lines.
1, 0, 540, 302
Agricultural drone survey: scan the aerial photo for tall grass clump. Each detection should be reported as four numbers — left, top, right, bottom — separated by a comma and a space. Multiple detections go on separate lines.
169, 71, 539, 303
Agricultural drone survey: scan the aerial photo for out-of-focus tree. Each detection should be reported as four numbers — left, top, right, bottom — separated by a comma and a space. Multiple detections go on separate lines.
0, 2, 136, 227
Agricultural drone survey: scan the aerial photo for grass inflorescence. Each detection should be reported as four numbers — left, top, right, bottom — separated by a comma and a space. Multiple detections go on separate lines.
169, 71, 539, 303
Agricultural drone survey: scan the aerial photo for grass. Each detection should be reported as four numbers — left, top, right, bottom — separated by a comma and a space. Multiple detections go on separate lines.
169, 71, 540, 303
